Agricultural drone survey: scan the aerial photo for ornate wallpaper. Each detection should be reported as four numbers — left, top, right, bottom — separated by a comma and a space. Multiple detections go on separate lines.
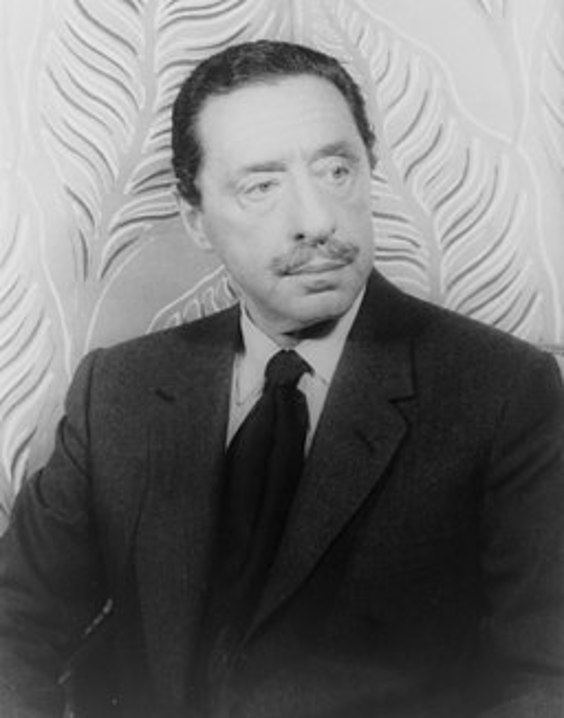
1, 0, 563, 530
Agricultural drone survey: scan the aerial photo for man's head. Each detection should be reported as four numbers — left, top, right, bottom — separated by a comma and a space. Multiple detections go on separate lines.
172, 40, 376, 208
172, 40, 377, 344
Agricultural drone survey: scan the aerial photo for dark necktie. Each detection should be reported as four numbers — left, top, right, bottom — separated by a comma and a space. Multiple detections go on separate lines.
198, 349, 311, 693
222, 349, 311, 596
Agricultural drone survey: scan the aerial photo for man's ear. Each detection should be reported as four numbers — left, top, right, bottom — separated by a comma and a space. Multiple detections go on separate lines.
177, 194, 214, 252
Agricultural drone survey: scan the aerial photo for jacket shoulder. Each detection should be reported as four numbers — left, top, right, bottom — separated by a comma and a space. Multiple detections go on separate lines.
364, 272, 552, 372
100, 304, 240, 363
67, 305, 240, 414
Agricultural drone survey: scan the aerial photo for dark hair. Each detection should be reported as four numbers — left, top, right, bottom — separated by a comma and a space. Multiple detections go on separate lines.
171, 40, 376, 207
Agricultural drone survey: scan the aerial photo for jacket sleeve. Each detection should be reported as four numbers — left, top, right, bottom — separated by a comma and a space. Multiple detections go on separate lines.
479, 352, 564, 718
0, 352, 108, 718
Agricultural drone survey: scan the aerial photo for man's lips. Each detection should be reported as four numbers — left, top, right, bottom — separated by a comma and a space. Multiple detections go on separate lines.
285, 259, 350, 275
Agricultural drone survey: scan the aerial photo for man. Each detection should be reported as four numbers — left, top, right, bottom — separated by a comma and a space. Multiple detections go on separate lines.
0, 40, 563, 718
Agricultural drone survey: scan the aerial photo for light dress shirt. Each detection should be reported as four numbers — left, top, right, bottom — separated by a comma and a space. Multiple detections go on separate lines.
227, 289, 365, 453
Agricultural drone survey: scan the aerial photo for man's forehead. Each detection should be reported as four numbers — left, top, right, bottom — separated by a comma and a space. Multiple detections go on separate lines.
203, 72, 335, 106
196, 75, 362, 166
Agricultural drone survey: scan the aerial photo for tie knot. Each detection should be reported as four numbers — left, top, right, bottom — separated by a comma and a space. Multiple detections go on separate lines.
265, 350, 310, 389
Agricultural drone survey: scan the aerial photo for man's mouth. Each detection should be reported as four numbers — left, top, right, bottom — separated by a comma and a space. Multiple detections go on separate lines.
270, 238, 359, 276
288, 259, 350, 275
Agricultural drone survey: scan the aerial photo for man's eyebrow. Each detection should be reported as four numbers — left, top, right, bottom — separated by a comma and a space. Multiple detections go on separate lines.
234, 142, 360, 179
311, 141, 360, 162
236, 160, 287, 177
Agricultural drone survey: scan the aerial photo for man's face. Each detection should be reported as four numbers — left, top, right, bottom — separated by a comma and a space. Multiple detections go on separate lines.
185, 74, 375, 342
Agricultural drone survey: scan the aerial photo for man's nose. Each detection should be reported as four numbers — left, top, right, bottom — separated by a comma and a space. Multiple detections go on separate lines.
291, 176, 337, 243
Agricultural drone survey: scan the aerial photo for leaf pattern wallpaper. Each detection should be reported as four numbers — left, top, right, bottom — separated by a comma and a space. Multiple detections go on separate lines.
0, 0, 563, 530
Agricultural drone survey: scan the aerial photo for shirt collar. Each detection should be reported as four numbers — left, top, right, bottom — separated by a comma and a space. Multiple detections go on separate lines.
234, 288, 365, 405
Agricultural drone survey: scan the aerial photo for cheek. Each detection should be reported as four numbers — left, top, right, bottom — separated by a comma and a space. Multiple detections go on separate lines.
340, 202, 374, 254
220, 219, 286, 271
219, 235, 274, 289
201, 213, 248, 262
335, 178, 372, 224
348, 184, 373, 218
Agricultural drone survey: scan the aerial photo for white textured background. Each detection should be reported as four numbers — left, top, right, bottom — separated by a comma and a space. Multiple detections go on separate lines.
1, 0, 563, 530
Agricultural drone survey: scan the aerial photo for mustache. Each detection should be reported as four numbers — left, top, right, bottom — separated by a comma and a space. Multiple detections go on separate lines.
270, 236, 359, 275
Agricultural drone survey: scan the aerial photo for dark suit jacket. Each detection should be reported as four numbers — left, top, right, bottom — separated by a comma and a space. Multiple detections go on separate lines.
1, 271, 563, 718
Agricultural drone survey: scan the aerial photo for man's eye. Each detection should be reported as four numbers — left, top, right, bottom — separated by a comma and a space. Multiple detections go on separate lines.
318, 159, 354, 186
330, 164, 350, 181
243, 179, 278, 199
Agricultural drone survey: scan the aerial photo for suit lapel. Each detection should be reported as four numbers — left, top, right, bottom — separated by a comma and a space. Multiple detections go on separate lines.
133, 307, 240, 704
249, 273, 416, 635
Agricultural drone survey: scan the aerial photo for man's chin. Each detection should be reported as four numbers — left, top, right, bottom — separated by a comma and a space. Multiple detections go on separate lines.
284, 317, 340, 341
244, 279, 364, 344
281, 291, 356, 335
